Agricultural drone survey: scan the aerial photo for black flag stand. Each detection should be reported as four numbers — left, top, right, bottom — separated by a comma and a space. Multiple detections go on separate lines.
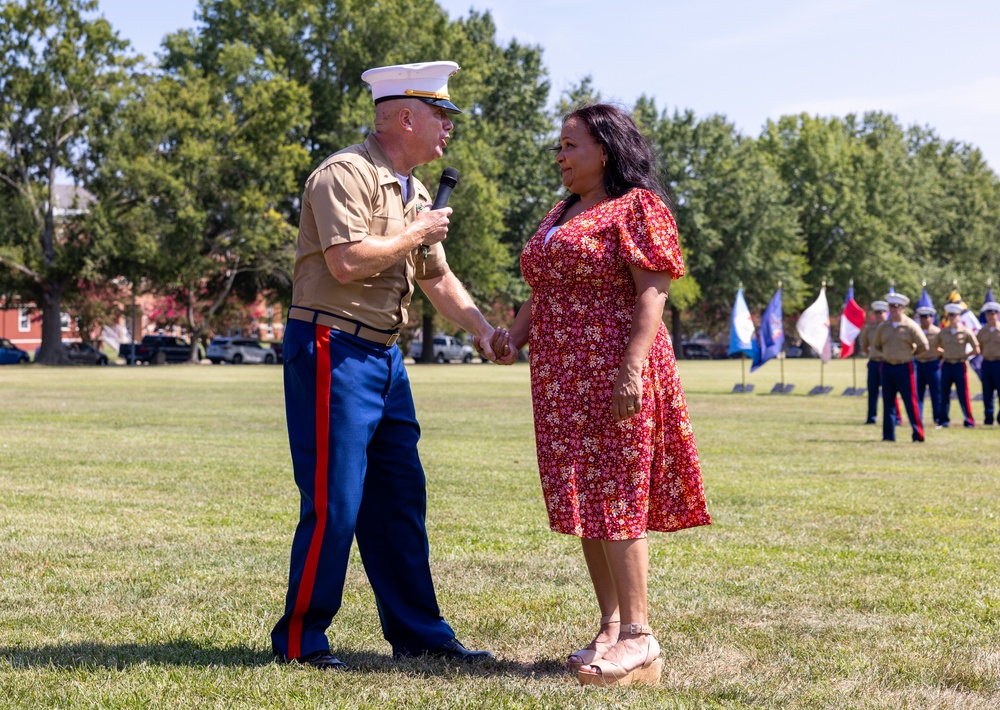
808, 357, 833, 395
732, 353, 754, 393
771, 353, 794, 394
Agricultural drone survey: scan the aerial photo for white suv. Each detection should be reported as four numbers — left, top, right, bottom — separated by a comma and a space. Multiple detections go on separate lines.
408, 335, 476, 363
206, 337, 277, 364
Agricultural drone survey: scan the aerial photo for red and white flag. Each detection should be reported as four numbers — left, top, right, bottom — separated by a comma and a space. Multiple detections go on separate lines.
839, 286, 865, 358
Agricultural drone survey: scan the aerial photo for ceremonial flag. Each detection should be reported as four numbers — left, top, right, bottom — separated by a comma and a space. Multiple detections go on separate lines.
751, 287, 784, 372
839, 286, 865, 358
981, 287, 996, 325
728, 288, 755, 357
917, 287, 936, 324
796, 286, 832, 363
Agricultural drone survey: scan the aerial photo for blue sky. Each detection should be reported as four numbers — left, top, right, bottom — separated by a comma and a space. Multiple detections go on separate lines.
97, 0, 1000, 170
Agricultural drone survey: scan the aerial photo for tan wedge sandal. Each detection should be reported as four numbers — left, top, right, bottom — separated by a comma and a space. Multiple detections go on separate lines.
566, 615, 620, 672
576, 623, 662, 687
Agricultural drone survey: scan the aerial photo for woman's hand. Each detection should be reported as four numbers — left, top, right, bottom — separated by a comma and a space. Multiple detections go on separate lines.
612, 363, 643, 422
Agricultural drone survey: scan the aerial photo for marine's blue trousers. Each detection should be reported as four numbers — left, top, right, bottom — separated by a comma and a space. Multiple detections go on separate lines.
980, 359, 1000, 425
866, 360, 881, 422
271, 320, 454, 659
940, 361, 975, 427
915, 359, 942, 425
881, 362, 923, 442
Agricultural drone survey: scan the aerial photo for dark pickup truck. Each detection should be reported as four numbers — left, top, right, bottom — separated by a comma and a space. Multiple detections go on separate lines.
119, 335, 202, 364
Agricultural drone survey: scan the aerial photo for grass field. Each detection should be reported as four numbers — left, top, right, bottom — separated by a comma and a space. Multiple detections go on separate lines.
2, 358, 999, 709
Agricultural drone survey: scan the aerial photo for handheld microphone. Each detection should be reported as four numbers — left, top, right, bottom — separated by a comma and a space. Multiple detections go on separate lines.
423, 167, 459, 259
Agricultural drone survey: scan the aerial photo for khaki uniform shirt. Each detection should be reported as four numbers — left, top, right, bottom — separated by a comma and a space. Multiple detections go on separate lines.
979, 324, 1000, 360
291, 135, 450, 330
874, 316, 929, 363
859, 322, 884, 361
915, 324, 942, 363
931, 325, 980, 362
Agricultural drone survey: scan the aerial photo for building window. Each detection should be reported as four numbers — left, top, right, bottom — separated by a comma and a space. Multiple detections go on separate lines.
60, 312, 71, 331
19, 308, 30, 331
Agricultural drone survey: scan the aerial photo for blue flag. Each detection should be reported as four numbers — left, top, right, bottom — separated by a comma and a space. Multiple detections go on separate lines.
917, 287, 935, 324
751, 287, 784, 372
981, 287, 996, 325
728, 288, 755, 357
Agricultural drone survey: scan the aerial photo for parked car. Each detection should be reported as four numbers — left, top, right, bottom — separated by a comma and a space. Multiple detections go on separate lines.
206, 337, 277, 364
119, 335, 201, 364
66, 341, 109, 365
0, 338, 30, 364
681, 342, 711, 360
408, 335, 475, 363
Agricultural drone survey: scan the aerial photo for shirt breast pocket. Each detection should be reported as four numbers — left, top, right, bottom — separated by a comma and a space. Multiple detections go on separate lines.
369, 214, 403, 238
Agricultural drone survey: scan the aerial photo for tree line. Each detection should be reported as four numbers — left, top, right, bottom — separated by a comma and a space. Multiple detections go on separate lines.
2, 0, 999, 364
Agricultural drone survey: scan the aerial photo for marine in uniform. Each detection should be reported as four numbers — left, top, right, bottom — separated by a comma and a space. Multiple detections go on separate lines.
913, 305, 942, 425
977, 301, 1000, 426
932, 303, 981, 429
873, 293, 929, 442
859, 301, 890, 424
271, 61, 511, 669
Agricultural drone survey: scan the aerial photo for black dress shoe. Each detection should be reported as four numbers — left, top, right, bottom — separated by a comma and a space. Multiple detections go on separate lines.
275, 649, 346, 670
394, 637, 494, 662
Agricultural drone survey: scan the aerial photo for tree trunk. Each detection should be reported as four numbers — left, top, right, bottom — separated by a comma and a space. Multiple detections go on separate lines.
671, 304, 684, 360
420, 311, 435, 363
188, 326, 203, 364
35, 284, 72, 365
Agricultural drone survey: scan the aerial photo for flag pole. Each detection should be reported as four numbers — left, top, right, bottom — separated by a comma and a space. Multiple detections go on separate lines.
741, 353, 746, 387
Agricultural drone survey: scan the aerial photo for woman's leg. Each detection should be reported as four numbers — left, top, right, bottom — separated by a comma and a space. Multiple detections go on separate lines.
568, 538, 621, 664
580, 537, 657, 672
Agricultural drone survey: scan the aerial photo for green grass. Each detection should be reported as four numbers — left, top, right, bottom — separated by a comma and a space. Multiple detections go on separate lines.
1, 358, 999, 708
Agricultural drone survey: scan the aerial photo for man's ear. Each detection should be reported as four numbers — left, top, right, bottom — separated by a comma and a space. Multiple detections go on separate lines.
398, 107, 415, 132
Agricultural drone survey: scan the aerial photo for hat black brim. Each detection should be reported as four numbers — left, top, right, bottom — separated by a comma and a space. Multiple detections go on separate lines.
374, 95, 462, 114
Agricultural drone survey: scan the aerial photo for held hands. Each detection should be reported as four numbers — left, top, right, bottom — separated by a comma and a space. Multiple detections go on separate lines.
473, 326, 518, 365
612, 363, 643, 422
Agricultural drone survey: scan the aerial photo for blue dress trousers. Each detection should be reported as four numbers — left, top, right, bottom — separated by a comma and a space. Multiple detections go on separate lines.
939, 361, 976, 428
271, 319, 454, 659
881, 362, 924, 442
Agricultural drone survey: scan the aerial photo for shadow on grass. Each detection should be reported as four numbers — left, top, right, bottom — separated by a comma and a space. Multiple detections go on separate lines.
0, 641, 567, 678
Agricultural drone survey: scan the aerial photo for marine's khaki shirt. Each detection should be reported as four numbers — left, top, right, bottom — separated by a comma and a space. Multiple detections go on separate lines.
292, 135, 450, 331
915, 324, 942, 363
859, 322, 884, 360
931, 325, 980, 361
979, 325, 1000, 360
874, 316, 929, 363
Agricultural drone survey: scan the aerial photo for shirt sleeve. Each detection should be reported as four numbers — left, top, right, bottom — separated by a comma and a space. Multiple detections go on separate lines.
307, 161, 375, 249
617, 189, 685, 278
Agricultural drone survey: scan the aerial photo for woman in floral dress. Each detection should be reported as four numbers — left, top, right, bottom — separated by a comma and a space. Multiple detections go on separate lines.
494, 104, 711, 686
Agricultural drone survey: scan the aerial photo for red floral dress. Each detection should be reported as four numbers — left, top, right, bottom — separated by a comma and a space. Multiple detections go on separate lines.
521, 188, 711, 540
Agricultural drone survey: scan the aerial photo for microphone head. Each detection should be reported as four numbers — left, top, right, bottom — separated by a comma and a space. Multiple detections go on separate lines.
439, 167, 459, 187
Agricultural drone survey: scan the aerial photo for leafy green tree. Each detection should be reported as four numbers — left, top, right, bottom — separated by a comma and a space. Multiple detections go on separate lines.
0, 0, 139, 364
90, 41, 311, 361
905, 128, 1000, 300
643, 101, 807, 333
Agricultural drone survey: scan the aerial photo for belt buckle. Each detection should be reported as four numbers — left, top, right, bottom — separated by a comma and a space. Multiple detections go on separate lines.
385, 332, 399, 347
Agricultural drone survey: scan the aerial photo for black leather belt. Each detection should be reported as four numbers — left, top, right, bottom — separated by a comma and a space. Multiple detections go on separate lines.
288, 306, 399, 347
944, 359, 966, 364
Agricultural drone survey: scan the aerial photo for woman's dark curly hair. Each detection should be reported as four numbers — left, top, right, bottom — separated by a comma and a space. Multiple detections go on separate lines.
561, 103, 670, 208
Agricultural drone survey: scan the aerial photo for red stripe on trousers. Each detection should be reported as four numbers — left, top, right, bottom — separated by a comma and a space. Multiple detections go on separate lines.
908, 362, 923, 439
288, 325, 332, 659
962, 364, 975, 427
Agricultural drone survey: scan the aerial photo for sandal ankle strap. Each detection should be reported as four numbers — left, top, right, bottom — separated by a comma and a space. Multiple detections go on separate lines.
599, 615, 621, 626
623, 623, 652, 635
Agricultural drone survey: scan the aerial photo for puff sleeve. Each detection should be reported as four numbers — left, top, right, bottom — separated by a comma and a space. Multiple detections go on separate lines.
616, 189, 685, 279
